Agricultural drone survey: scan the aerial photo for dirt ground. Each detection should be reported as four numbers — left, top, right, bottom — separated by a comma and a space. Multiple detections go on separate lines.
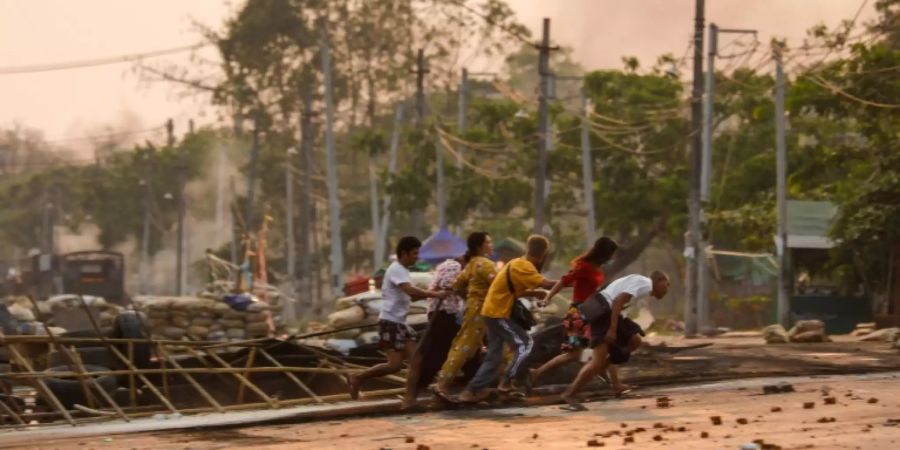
5, 337, 900, 450
18, 372, 900, 450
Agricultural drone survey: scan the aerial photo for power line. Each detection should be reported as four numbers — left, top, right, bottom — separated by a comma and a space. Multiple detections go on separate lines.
0, 43, 208, 75
45, 126, 165, 144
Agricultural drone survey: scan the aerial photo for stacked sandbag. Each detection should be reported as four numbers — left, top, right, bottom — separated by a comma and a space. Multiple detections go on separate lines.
201, 281, 289, 329
851, 322, 876, 336
763, 324, 790, 344
788, 319, 830, 343
134, 295, 282, 342
858, 327, 900, 343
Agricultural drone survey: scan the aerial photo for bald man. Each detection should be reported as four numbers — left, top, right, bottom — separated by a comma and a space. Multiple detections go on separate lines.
560, 271, 670, 411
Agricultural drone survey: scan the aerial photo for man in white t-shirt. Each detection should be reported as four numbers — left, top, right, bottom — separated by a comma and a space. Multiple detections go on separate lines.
348, 236, 448, 400
559, 271, 670, 411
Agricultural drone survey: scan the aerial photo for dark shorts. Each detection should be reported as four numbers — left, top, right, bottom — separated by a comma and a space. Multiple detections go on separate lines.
377, 320, 417, 352
589, 314, 645, 364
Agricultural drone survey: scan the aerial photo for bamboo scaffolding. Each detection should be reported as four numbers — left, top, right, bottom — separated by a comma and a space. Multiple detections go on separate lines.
205, 351, 279, 408
73, 295, 178, 415
257, 348, 323, 403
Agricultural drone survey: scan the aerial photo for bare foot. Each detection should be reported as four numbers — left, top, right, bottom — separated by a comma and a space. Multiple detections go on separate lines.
529, 368, 540, 384
432, 384, 454, 403
400, 396, 417, 410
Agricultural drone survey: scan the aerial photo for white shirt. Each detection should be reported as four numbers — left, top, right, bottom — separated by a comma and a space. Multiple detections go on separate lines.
379, 261, 413, 323
600, 274, 653, 312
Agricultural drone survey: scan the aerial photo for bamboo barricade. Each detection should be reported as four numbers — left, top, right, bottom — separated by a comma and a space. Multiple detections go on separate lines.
0, 298, 413, 429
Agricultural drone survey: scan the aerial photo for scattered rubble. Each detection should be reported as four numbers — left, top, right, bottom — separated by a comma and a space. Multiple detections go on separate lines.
867, 398, 879, 404
586, 439, 604, 447
803, 402, 815, 409
710, 416, 723, 425
824, 397, 837, 405
771, 407, 782, 412
763, 383, 794, 394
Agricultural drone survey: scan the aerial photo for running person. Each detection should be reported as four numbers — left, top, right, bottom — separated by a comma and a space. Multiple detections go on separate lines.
530, 237, 620, 389
432, 232, 496, 400
348, 236, 448, 400
458, 235, 557, 403
559, 271, 670, 411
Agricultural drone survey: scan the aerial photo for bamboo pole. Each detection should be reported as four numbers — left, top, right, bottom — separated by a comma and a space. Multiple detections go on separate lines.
127, 341, 136, 408
22, 296, 129, 422
237, 347, 257, 404
73, 295, 178, 414
257, 348, 323, 403
204, 351, 278, 408
67, 346, 98, 410
159, 354, 225, 413
6, 345, 76, 426
0, 397, 26, 426
0, 363, 368, 380
0, 386, 408, 429
0, 335, 221, 346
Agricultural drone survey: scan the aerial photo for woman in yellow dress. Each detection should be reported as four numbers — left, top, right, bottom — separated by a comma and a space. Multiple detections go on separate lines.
432, 231, 496, 399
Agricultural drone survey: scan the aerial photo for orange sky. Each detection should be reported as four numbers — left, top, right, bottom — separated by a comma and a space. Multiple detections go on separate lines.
0, 0, 876, 147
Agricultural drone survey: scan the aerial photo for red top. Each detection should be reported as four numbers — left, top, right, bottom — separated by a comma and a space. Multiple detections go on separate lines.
560, 259, 605, 303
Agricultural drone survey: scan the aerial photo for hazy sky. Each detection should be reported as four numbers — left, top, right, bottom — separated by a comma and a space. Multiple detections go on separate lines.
0, 0, 875, 146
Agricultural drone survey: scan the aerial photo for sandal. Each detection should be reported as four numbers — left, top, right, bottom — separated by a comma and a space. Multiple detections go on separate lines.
559, 397, 589, 412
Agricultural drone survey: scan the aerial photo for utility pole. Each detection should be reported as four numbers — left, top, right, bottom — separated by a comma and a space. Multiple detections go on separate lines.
285, 147, 297, 282
140, 148, 154, 294
579, 87, 596, 247
697, 24, 757, 332
298, 93, 315, 313
457, 68, 468, 169
285, 146, 298, 322
376, 104, 405, 266
245, 118, 260, 231
534, 18, 553, 235
321, 19, 344, 295
773, 43, 790, 328
685, 0, 705, 337
411, 49, 429, 236
214, 148, 226, 251
171, 118, 186, 296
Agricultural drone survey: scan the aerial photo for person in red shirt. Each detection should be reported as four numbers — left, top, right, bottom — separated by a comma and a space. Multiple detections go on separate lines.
531, 237, 620, 389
